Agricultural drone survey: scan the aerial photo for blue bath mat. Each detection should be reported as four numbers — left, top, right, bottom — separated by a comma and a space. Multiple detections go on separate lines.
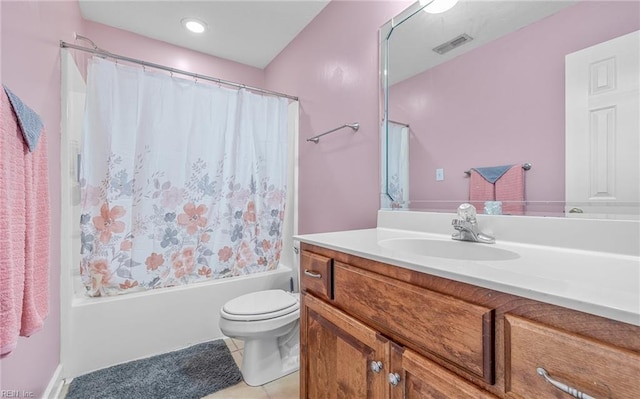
65, 339, 242, 399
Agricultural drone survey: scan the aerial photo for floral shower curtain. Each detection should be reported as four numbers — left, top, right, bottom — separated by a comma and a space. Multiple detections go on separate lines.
79, 57, 289, 297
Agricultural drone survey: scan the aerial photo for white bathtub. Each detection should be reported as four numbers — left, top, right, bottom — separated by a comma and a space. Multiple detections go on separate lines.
62, 266, 294, 378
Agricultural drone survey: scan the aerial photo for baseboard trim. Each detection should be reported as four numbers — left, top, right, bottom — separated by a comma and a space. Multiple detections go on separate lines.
42, 364, 64, 399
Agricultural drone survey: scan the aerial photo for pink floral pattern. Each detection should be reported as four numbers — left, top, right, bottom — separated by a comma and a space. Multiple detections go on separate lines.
88, 259, 112, 292
79, 68, 288, 297
81, 184, 102, 207
145, 253, 164, 271
119, 280, 139, 290
93, 203, 126, 244
160, 186, 184, 209
79, 157, 286, 297
218, 246, 233, 262
171, 247, 196, 278
198, 266, 212, 278
177, 203, 208, 235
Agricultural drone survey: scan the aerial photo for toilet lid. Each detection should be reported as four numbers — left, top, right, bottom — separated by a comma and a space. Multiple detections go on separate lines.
223, 289, 298, 317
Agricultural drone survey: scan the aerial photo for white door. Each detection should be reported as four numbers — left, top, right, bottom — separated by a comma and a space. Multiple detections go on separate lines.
565, 30, 639, 219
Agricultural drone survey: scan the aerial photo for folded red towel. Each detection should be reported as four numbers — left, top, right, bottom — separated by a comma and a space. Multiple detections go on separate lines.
468, 165, 525, 215
495, 165, 525, 215
469, 169, 495, 211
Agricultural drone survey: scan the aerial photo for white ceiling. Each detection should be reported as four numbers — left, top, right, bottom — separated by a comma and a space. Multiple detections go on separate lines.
388, 0, 576, 85
78, 0, 330, 69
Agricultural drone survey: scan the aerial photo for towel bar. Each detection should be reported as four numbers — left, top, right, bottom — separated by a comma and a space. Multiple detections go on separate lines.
464, 163, 531, 176
307, 122, 359, 144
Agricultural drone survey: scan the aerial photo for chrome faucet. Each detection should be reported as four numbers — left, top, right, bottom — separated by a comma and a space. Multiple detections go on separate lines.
451, 203, 495, 244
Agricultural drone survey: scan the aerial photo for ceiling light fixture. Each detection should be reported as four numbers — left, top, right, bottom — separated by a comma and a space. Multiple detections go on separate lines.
420, 0, 459, 14
181, 18, 207, 34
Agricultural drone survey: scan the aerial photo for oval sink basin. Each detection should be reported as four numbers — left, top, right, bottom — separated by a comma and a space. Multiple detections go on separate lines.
378, 238, 520, 261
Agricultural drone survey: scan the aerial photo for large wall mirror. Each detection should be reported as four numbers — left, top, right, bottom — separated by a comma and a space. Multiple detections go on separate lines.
380, 0, 639, 219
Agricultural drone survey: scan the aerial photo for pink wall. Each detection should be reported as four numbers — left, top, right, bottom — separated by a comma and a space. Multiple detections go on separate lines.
0, 0, 436, 393
1, 2, 84, 395
265, 0, 411, 234
389, 1, 640, 211
0, 2, 264, 396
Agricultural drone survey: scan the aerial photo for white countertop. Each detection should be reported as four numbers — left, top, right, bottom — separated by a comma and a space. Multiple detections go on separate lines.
295, 226, 640, 326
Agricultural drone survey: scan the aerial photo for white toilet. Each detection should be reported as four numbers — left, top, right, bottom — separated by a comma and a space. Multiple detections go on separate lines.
219, 289, 300, 386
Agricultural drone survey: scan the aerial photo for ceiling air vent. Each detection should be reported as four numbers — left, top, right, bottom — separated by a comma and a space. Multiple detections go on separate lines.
433, 33, 473, 55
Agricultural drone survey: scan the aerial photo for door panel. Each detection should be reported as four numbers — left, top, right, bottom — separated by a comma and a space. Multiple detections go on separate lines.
301, 293, 389, 399
566, 30, 639, 218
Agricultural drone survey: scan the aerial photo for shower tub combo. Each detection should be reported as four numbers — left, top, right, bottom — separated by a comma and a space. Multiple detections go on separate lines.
63, 267, 293, 378
60, 48, 300, 380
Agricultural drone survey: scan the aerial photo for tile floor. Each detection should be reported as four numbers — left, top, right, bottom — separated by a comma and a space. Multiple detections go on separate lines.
204, 338, 299, 399
58, 338, 299, 399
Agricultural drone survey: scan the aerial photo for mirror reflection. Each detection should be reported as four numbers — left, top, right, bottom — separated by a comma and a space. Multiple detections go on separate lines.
381, 0, 640, 219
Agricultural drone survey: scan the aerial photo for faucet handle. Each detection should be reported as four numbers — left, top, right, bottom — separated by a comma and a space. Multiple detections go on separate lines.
457, 203, 477, 222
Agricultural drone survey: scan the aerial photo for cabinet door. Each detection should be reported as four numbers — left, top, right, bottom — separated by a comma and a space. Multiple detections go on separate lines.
389, 343, 499, 399
301, 293, 389, 399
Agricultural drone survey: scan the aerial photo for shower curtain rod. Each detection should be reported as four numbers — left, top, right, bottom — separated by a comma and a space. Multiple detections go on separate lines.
59, 40, 299, 101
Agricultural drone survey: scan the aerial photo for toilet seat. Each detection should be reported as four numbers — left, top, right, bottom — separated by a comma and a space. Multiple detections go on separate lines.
222, 289, 299, 321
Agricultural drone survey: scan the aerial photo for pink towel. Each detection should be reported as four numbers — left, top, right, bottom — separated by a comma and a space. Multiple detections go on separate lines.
495, 165, 525, 215
0, 90, 50, 356
469, 169, 495, 211
1, 91, 27, 355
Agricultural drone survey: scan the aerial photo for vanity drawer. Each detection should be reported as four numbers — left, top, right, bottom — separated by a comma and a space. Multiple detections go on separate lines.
300, 251, 333, 301
333, 262, 495, 383
505, 314, 640, 398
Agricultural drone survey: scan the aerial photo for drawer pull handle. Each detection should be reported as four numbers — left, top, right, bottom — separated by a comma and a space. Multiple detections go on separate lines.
388, 372, 401, 387
304, 270, 322, 279
370, 360, 383, 373
536, 368, 596, 399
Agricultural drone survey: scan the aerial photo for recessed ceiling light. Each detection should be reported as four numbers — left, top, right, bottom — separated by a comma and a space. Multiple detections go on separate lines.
181, 18, 207, 34
420, 0, 458, 14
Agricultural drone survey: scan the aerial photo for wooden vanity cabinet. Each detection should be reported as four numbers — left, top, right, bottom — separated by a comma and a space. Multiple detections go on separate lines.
301, 293, 389, 399
299, 243, 640, 399
301, 290, 496, 399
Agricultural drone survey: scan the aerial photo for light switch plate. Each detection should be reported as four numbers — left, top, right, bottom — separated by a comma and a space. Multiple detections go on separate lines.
436, 168, 444, 181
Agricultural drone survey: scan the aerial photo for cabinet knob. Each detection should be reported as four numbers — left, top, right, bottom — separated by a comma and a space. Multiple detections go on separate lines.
388, 372, 401, 387
370, 360, 383, 373
370, 360, 382, 373
536, 368, 596, 399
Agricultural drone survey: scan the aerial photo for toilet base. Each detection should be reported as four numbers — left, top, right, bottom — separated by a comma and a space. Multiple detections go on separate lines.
240, 322, 300, 386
